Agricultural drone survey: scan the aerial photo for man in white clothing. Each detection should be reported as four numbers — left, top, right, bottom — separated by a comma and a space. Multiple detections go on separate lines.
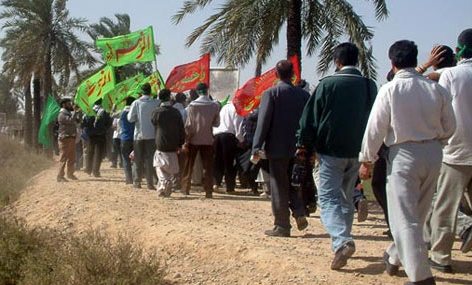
359, 40, 456, 285
213, 102, 244, 193
428, 28, 472, 273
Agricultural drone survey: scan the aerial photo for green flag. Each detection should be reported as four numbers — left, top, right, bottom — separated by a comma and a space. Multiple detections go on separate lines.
38, 95, 60, 148
96, 26, 156, 67
102, 73, 145, 112
130, 71, 166, 97
75, 66, 115, 115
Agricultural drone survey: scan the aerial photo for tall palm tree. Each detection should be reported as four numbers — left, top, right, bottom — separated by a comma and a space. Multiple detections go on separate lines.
0, 0, 96, 148
173, 0, 388, 79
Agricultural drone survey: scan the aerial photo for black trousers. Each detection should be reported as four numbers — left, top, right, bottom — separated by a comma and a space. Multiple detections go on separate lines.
111, 138, 122, 167
269, 158, 306, 229
372, 155, 390, 228
85, 135, 106, 176
237, 147, 259, 191
213, 133, 238, 191
134, 139, 156, 187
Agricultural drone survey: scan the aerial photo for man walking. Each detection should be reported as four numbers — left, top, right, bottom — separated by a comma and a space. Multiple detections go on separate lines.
213, 102, 244, 193
82, 99, 112, 177
252, 59, 309, 238
359, 40, 455, 285
120, 97, 135, 184
151, 89, 185, 197
127, 83, 160, 190
57, 98, 80, 182
428, 28, 472, 273
297, 43, 377, 269
181, 83, 220, 198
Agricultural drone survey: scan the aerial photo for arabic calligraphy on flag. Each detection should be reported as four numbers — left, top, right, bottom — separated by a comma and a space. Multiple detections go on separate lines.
96, 26, 156, 67
75, 66, 116, 115
166, 53, 210, 93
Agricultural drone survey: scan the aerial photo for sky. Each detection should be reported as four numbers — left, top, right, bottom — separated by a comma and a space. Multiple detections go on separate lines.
6, 1, 472, 89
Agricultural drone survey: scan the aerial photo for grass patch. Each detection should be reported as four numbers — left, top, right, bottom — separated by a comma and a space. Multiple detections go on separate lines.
0, 135, 52, 206
0, 218, 166, 285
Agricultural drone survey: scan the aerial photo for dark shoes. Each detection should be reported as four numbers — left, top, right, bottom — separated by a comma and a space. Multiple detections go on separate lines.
331, 241, 356, 270
295, 216, 308, 231
205, 192, 213, 199
133, 183, 142, 189
404, 277, 436, 285
357, 198, 368, 222
147, 185, 157, 191
428, 258, 453, 273
264, 226, 290, 237
461, 226, 472, 253
383, 252, 399, 276
67, 175, 78, 180
57, 176, 68, 182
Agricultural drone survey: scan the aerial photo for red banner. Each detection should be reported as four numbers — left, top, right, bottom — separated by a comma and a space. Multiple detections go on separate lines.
233, 55, 301, 116
165, 53, 210, 93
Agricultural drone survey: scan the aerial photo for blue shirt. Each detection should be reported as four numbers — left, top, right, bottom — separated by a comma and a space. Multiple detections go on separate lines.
120, 107, 135, 141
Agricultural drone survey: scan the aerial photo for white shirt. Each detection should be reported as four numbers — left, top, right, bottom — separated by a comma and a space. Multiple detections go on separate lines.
213, 103, 244, 142
439, 58, 472, 165
359, 68, 456, 162
127, 95, 160, 140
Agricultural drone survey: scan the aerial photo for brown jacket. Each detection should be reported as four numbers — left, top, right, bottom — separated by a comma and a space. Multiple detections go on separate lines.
58, 108, 79, 139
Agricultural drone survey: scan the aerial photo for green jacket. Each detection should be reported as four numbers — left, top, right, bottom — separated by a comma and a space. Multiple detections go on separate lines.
297, 67, 377, 158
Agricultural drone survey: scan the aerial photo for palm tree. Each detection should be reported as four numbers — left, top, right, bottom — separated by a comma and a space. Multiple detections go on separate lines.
0, 0, 96, 148
173, 0, 388, 79
87, 13, 160, 81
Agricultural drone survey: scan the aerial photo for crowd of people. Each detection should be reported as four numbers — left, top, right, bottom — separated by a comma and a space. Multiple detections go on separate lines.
54, 28, 472, 285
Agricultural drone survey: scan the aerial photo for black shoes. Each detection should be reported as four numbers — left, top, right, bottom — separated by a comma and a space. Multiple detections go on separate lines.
461, 226, 472, 253
67, 175, 78, 180
331, 241, 356, 270
428, 258, 453, 273
133, 183, 142, 189
383, 251, 399, 276
295, 216, 308, 231
404, 277, 436, 285
57, 176, 68, 182
264, 226, 290, 237
147, 185, 157, 191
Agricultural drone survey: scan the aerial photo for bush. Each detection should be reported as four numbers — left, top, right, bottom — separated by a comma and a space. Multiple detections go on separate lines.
0, 218, 166, 285
0, 135, 52, 206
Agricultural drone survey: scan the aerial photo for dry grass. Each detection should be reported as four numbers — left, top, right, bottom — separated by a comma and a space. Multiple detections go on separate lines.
0, 135, 52, 206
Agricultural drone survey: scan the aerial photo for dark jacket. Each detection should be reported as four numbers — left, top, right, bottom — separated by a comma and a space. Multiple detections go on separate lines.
297, 67, 377, 158
82, 108, 112, 137
151, 103, 185, 152
252, 81, 310, 159
120, 107, 135, 141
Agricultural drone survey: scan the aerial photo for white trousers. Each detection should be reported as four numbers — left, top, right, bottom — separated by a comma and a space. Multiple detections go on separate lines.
385, 141, 441, 282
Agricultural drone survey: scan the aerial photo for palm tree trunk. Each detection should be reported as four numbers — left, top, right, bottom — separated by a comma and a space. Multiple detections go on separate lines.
43, 49, 53, 98
33, 76, 41, 151
255, 60, 262, 77
23, 82, 33, 148
286, 0, 302, 72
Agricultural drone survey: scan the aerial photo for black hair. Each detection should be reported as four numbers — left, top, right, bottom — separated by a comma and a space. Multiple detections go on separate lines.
159, 89, 171, 102
435, 45, 456, 69
141, 83, 151, 95
125, 97, 135, 106
458, 28, 472, 59
189, 89, 198, 101
388, 40, 418, 69
333, 42, 359, 66
275, 60, 293, 80
175, 92, 186, 103
95, 98, 102, 106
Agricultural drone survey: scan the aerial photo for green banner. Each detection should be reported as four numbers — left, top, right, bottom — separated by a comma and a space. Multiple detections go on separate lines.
75, 66, 115, 115
38, 95, 60, 148
102, 74, 145, 112
96, 26, 156, 67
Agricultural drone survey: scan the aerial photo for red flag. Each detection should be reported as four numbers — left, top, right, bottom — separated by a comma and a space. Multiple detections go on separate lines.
233, 55, 301, 116
233, 77, 257, 116
165, 53, 210, 93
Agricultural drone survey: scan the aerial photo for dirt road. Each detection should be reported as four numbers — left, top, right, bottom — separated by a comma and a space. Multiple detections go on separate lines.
6, 165, 472, 285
